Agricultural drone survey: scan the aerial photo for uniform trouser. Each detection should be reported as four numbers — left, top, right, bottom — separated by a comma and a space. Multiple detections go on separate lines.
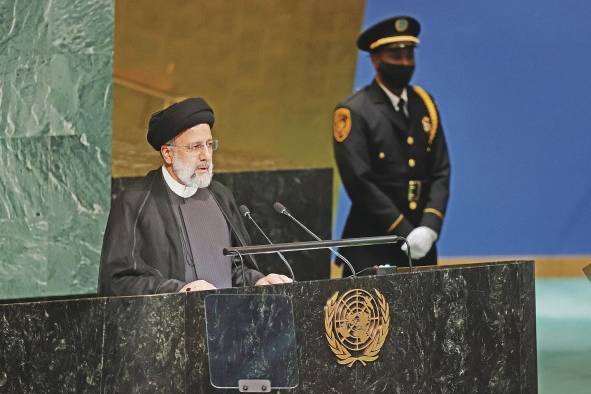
338, 241, 437, 277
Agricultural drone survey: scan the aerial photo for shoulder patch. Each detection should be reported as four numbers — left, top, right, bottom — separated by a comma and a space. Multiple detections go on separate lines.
333, 108, 352, 142
413, 85, 439, 145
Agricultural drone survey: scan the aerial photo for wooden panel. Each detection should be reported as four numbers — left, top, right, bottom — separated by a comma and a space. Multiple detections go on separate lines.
112, 0, 365, 177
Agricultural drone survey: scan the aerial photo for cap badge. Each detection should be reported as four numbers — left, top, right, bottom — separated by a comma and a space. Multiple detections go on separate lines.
395, 18, 408, 32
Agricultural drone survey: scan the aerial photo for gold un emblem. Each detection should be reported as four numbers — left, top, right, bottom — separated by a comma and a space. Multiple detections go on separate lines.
324, 288, 390, 366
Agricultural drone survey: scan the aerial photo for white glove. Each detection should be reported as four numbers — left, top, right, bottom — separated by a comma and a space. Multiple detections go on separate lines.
400, 226, 438, 259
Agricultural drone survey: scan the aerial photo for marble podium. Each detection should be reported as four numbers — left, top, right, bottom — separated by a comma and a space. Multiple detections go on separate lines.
0, 261, 537, 393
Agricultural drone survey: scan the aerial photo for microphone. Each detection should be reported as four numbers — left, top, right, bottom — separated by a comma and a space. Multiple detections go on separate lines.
273, 202, 358, 277
239, 205, 296, 281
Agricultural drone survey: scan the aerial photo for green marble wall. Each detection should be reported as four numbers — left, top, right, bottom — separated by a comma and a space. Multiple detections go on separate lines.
0, 0, 113, 299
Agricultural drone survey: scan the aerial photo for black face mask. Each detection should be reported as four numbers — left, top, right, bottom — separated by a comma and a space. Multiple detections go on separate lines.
378, 63, 415, 90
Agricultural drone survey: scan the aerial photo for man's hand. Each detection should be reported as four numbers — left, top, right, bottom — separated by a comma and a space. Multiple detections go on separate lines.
179, 280, 217, 292
255, 273, 293, 286
401, 226, 438, 259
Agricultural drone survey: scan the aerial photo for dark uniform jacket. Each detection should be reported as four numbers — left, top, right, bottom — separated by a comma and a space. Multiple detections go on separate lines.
98, 169, 263, 296
333, 80, 450, 269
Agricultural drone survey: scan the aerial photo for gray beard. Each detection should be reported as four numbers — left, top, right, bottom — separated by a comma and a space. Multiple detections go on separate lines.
172, 158, 213, 189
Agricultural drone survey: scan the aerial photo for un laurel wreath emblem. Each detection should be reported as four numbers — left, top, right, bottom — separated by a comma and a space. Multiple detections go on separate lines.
324, 289, 390, 367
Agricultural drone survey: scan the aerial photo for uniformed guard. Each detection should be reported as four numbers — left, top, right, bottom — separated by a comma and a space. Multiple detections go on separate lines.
333, 16, 451, 272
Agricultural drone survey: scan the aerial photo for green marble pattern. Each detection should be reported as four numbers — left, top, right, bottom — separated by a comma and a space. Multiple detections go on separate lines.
0, 137, 51, 219
0, 0, 113, 299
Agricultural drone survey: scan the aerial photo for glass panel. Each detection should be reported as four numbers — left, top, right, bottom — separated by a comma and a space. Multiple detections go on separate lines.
204, 294, 299, 389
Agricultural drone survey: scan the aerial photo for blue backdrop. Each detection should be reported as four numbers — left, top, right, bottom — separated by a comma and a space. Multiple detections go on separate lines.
335, 0, 591, 256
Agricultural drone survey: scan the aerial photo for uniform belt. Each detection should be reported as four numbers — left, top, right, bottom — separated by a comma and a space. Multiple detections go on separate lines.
407, 180, 423, 203
382, 179, 429, 202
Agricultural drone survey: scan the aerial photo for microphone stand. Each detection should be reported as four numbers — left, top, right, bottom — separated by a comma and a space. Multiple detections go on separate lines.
274, 202, 361, 277
274, 202, 412, 271
241, 206, 296, 281
223, 235, 403, 257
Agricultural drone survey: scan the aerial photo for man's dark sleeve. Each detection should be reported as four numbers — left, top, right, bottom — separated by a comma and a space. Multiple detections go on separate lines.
231, 258, 265, 287
97, 193, 185, 296
420, 107, 451, 235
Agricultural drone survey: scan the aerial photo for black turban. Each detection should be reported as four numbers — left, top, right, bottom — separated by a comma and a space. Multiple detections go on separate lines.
147, 97, 215, 150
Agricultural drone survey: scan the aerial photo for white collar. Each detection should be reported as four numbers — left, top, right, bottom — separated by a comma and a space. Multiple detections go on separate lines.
161, 166, 198, 198
376, 79, 408, 111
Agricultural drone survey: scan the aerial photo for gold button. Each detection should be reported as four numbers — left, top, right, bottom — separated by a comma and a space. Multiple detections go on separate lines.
378, 152, 385, 159
407, 136, 414, 145
408, 158, 416, 167
409, 201, 417, 210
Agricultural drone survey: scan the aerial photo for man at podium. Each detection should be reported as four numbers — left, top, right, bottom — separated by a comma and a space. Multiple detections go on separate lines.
98, 98, 291, 296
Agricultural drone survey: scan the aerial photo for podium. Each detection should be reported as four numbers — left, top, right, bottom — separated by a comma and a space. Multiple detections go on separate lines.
0, 260, 537, 393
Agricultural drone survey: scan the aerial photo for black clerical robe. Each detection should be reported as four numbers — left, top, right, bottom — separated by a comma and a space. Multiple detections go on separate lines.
98, 169, 264, 296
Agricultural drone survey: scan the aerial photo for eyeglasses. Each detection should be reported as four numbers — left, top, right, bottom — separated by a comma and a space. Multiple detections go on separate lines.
168, 139, 219, 153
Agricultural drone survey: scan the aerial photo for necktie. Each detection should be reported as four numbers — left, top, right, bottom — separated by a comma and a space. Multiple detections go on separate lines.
398, 98, 408, 121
